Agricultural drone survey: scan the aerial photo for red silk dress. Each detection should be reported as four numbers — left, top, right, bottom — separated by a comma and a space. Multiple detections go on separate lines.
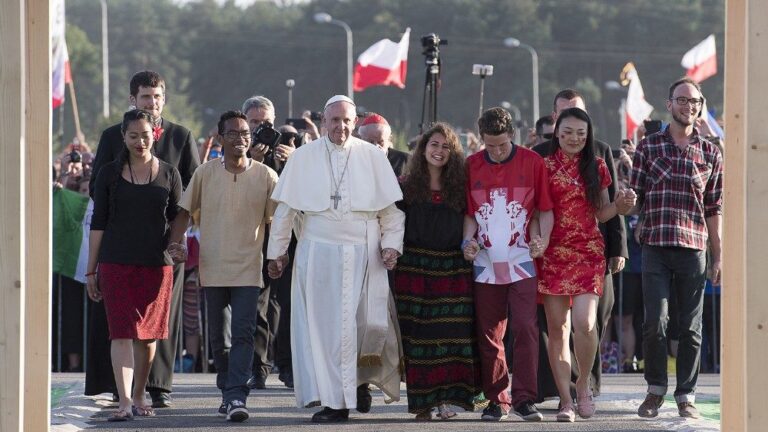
538, 149, 611, 297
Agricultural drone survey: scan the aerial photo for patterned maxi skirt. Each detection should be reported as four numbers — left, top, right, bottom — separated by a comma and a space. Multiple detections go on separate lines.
394, 246, 484, 414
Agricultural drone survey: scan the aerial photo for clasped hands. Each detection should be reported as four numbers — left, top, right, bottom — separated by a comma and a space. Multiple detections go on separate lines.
167, 242, 188, 264
615, 188, 638, 214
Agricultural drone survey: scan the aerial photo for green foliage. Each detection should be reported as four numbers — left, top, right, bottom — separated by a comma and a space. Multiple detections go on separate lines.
60, 0, 724, 151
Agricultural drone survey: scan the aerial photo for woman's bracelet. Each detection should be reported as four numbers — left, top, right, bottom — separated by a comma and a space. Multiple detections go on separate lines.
85, 271, 97, 277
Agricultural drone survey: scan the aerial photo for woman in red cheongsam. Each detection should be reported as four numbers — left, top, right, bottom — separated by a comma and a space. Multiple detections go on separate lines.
536, 107, 636, 422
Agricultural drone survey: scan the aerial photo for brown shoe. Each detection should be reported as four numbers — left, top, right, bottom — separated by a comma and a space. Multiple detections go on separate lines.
677, 402, 701, 419
638, 393, 664, 418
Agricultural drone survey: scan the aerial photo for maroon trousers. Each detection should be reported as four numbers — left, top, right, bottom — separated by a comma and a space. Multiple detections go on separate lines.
474, 278, 539, 408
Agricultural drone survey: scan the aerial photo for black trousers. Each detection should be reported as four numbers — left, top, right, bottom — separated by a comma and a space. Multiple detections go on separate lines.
147, 262, 185, 393
85, 263, 184, 395
536, 271, 614, 400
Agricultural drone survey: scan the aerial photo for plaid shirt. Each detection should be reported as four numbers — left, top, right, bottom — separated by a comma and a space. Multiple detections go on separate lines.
629, 126, 723, 250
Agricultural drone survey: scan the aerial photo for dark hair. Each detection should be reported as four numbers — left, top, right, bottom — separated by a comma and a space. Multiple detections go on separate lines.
121, 109, 156, 135
218, 110, 248, 134
535, 115, 554, 135
478, 107, 514, 136
668, 77, 703, 100
552, 88, 583, 111
402, 122, 466, 212
553, 107, 602, 210
129, 71, 165, 97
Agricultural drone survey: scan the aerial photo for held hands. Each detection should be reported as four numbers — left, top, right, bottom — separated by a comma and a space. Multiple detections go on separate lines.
609, 256, 626, 274
381, 248, 399, 270
86, 275, 102, 302
268, 254, 289, 279
462, 239, 480, 261
615, 188, 638, 215
529, 234, 549, 259
167, 242, 188, 264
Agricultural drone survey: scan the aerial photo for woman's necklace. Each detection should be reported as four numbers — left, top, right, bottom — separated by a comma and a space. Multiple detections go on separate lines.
325, 137, 352, 210
128, 156, 155, 184
555, 153, 581, 186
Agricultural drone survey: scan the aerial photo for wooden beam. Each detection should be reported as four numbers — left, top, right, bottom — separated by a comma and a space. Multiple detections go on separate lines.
723, 0, 768, 430
742, 0, 768, 428
24, 0, 52, 429
0, 0, 26, 430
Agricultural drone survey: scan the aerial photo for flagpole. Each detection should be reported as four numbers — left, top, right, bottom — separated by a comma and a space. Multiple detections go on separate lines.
66, 80, 83, 140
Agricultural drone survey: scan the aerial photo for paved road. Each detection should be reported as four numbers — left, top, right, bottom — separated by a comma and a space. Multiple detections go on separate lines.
51, 373, 720, 431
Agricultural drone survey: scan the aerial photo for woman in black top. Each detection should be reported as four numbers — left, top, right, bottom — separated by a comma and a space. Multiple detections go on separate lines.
394, 123, 483, 420
86, 109, 183, 421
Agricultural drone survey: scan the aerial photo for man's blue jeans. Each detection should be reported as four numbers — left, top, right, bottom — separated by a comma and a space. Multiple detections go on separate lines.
205, 286, 261, 403
641, 245, 706, 403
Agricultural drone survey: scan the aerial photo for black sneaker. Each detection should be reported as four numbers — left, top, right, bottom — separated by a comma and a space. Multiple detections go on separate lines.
247, 374, 266, 390
514, 401, 543, 422
217, 400, 227, 418
226, 399, 249, 422
481, 402, 509, 421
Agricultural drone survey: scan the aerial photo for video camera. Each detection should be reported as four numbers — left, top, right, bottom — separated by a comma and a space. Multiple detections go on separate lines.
252, 121, 281, 150
421, 33, 447, 59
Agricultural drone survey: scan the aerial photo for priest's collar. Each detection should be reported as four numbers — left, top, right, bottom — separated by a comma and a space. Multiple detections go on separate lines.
325, 136, 351, 151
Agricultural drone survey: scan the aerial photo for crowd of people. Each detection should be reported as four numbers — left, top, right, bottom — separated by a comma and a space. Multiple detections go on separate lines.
52, 69, 723, 424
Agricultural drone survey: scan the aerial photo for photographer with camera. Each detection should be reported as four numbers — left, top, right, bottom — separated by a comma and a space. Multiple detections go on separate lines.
240, 95, 298, 390
242, 96, 294, 169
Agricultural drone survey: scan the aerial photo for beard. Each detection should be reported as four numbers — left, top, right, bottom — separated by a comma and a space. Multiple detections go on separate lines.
672, 110, 695, 127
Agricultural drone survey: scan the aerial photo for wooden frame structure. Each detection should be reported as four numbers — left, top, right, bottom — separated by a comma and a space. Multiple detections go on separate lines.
0, 0, 764, 430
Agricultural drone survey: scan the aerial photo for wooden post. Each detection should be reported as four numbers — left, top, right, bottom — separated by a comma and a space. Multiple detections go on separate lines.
723, 0, 768, 430
24, 0, 52, 430
0, 0, 26, 430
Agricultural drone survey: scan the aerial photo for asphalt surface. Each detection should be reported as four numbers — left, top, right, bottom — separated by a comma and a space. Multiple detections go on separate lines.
51, 372, 720, 431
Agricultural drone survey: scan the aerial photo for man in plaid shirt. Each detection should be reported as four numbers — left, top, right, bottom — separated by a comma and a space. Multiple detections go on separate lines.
629, 77, 723, 420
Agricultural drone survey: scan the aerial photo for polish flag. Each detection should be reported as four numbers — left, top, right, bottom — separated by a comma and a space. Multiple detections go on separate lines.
52, 0, 71, 109
353, 28, 410, 92
681, 35, 717, 83
621, 63, 654, 140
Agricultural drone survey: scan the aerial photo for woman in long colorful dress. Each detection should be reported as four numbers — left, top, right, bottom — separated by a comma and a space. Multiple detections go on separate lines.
394, 123, 483, 420
536, 108, 636, 422
86, 109, 184, 421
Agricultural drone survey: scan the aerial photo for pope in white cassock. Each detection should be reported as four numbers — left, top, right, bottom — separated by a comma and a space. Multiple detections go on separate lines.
266, 95, 405, 423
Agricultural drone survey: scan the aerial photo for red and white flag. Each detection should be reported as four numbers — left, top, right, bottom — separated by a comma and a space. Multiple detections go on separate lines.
52, 0, 71, 109
353, 28, 410, 92
621, 63, 654, 140
681, 34, 717, 83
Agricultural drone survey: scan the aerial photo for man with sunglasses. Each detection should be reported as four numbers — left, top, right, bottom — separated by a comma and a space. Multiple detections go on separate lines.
532, 89, 627, 403
630, 77, 722, 420
170, 110, 279, 422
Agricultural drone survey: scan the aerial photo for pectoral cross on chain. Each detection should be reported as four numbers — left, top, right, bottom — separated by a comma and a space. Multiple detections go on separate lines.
331, 192, 341, 209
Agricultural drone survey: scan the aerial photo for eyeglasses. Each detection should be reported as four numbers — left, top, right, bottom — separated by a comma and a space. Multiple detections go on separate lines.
222, 130, 251, 140
671, 97, 704, 107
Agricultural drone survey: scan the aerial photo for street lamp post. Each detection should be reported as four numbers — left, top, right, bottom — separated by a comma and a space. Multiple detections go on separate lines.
100, 0, 109, 118
503, 37, 539, 127
314, 12, 353, 101
472, 64, 494, 119
286, 79, 295, 118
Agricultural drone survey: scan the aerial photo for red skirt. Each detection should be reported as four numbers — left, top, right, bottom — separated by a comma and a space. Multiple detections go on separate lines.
99, 263, 173, 340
